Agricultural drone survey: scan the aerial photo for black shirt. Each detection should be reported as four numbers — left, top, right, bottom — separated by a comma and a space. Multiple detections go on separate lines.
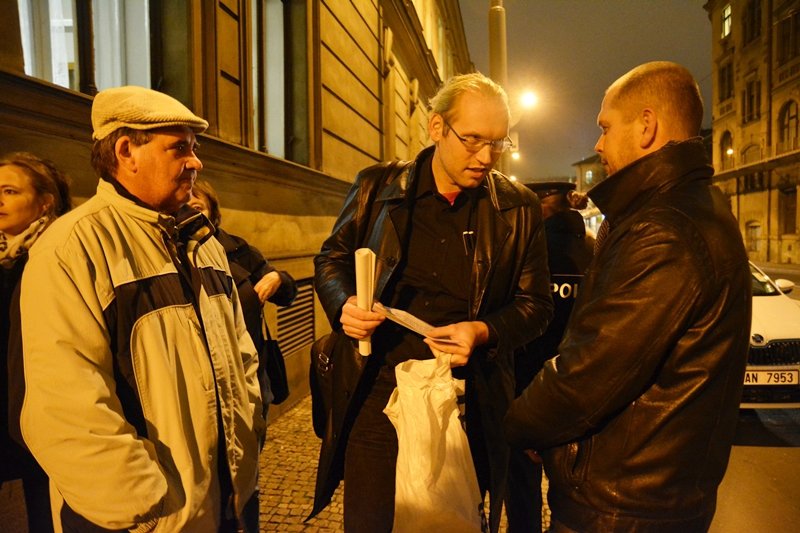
375, 152, 480, 367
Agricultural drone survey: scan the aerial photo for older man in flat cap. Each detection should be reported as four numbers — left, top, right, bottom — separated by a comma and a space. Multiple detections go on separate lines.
17, 86, 264, 532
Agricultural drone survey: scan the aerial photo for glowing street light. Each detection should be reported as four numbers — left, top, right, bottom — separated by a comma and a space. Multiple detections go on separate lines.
520, 91, 538, 109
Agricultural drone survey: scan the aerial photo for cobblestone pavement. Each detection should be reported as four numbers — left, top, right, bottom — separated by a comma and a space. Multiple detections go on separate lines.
259, 395, 343, 531
2, 394, 549, 532
259, 394, 550, 532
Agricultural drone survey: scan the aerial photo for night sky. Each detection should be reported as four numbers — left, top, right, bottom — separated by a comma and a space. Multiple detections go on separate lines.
458, 0, 712, 179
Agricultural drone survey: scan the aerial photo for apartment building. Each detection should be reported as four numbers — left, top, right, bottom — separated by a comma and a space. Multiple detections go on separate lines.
705, 0, 800, 263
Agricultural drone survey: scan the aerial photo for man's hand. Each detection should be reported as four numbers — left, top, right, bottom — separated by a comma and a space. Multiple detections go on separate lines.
423, 321, 489, 367
340, 295, 385, 340
253, 271, 282, 304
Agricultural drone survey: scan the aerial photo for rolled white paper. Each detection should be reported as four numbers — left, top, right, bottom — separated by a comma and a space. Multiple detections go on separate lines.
355, 248, 376, 356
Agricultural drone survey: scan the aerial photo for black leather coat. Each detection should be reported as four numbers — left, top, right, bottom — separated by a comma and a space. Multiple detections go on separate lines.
312, 146, 553, 531
505, 139, 752, 532
516, 209, 594, 394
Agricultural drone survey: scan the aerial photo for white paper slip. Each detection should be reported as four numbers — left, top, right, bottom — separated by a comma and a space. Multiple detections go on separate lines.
372, 302, 460, 346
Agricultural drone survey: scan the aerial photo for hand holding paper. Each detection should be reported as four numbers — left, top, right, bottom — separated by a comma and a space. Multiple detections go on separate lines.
424, 321, 489, 368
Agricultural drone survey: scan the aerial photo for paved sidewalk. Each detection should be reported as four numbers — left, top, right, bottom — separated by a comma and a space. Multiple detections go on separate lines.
259, 395, 343, 531
3, 394, 549, 531
259, 394, 551, 532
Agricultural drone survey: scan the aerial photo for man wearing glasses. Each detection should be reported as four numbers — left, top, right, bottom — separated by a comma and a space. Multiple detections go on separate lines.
312, 72, 553, 532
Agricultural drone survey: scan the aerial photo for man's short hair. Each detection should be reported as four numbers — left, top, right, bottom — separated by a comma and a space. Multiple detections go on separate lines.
90, 128, 153, 181
429, 72, 510, 121
609, 61, 703, 137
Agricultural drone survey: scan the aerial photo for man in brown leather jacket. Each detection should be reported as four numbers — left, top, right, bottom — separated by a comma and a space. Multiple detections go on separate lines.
505, 62, 751, 532
311, 72, 553, 532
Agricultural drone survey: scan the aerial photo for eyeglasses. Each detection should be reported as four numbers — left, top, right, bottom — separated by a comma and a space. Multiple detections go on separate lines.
443, 119, 513, 154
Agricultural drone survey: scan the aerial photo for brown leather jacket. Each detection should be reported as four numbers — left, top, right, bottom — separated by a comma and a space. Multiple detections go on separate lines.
311, 146, 553, 531
505, 139, 751, 532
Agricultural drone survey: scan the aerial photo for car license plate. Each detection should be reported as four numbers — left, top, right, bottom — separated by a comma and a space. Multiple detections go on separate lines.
743, 370, 799, 386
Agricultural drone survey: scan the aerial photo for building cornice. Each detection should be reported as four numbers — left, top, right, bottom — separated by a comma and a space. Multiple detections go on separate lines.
713, 148, 800, 181
0, 68, 351, 199
380, 0, 472, 100
381, 0, 441, 98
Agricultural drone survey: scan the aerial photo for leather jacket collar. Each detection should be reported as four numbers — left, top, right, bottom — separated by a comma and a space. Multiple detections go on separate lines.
376, 145, 527, 212
588, 138, 712, 225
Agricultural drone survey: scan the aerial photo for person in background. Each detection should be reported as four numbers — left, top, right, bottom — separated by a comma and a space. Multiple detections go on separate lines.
504, 181, 593, 533
0, 152, 71, 533
311, 72, 553, 533
189, 179, 297, 415
505, 61, 751, 532
17, 86, 264, 532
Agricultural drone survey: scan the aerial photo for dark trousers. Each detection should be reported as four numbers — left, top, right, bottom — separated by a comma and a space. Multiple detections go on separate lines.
505, 448, 543, 533
343, 370, 397, 533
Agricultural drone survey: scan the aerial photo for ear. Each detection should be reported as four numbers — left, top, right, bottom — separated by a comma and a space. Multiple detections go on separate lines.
429, 113, 444, 142
39, 193, 54, 217
114, 136, 138, 174
639, 108, 658, 149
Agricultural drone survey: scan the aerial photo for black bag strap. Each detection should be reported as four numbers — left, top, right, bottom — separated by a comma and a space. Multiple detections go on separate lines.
262, 312, 274, 341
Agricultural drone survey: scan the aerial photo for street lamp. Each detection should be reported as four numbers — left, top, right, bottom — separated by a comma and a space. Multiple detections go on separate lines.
520, 91, 538, 110
489, 1, 537, 176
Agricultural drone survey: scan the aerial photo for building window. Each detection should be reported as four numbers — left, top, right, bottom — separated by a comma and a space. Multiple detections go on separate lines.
780, 188, 798, 235
17, 0, 80, 91
720, 130, 734, 170
718, 63, 734, 102
745, 221, 761, 253
778, 11, 800, 65
742, 0, 761, 45
721, 4, 732, 38
251, 0, 287, 156
742, 144, 761, 165
779, 100, 799, 153
585, 170, 593, 185
93, 0, 151, 90
741, 172, 766, 192
742, 79, 761, 124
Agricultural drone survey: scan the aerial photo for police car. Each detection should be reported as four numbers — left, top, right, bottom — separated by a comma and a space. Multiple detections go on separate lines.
743, 262, 800, 408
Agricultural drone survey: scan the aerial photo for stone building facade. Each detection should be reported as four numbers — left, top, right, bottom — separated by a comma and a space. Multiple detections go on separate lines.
0, 0, 472, 415
705, 0, 800, 264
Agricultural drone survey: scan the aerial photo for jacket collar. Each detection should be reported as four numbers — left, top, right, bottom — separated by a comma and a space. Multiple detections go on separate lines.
376, 144, 526, 211
588, 138, 712, 224
96, 180, 215, 244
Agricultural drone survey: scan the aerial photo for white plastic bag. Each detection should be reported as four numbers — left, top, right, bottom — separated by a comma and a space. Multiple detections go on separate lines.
384, 355, 484, 533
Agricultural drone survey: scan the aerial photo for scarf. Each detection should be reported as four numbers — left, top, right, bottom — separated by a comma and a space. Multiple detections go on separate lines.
0, 215, 52, 269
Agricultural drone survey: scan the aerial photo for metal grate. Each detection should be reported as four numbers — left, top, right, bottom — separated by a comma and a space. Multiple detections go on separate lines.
276, 278, 315, 355
749, 340, 800, 366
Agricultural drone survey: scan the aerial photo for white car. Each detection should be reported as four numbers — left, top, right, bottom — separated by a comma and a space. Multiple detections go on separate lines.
742, 262, 800, 408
